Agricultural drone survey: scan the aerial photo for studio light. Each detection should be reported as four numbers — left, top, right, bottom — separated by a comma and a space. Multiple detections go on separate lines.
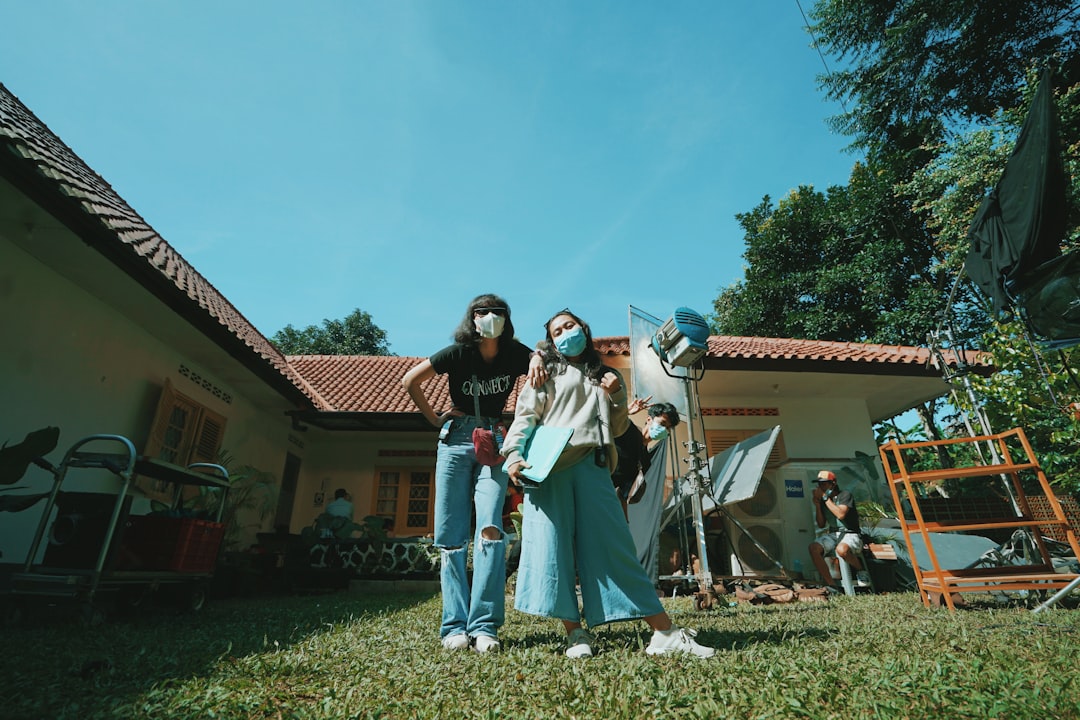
651, 306, 710, 368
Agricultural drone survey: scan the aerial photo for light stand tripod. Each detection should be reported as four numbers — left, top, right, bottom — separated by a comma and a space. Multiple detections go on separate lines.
671, 369, 719, 610
664, 374, 790, 608
648, 306, 790, 609
662, 402, 791, 608
646, 307, 721, 609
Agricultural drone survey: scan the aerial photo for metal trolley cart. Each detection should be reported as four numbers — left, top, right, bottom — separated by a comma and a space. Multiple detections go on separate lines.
9, 433, 229, 623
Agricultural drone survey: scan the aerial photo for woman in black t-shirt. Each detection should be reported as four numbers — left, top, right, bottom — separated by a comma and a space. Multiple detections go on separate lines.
402, 293, 543, 653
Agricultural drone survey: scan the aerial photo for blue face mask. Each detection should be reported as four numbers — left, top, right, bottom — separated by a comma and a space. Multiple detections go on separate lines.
553, 326, 587, 357
648, 422, 669, 441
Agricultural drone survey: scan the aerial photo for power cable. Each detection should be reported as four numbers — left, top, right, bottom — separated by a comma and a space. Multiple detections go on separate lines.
794, 0, 848, 114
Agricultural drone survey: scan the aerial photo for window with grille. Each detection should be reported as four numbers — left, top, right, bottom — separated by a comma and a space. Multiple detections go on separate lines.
374, 468, 434, 536
142, 378, 227, 503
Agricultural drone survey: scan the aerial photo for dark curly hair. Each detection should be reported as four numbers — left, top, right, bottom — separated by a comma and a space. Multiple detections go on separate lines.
648, 402, 680, 428
540, 308, 607, 383
452, 293, 517, 349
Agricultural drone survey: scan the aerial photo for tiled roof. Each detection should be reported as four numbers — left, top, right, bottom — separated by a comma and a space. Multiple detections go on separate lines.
0, 83, 328, 410
289, 335, 986, 413
592, 337, 632, 354
287, 356, 445, 413
286, 355, 528, 415
705, 336, 935, 365
594, 334, 985, 370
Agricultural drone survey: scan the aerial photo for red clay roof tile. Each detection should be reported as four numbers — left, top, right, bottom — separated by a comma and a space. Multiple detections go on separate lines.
288, 337, 986, 413
286, 355, 527, 415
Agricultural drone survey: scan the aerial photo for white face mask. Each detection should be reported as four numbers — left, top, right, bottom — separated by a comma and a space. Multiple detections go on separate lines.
474, 312, 506, 339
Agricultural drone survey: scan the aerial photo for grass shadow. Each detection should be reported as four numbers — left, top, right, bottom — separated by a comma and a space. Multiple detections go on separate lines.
1, 589, 438, 718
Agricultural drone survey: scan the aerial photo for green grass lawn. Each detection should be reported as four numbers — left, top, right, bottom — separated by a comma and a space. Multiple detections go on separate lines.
4, 589, 1079, 719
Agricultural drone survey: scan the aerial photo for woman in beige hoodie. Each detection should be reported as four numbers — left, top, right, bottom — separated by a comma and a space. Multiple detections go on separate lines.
502, 309, 715, 660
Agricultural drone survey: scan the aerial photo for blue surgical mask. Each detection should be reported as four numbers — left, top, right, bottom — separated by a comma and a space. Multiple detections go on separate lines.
648, 422, 668, 441
553, 326, 587, 357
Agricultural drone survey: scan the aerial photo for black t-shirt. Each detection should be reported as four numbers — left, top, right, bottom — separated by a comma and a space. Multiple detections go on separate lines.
819, 489, 860, 533
612, 425, 651, 488
430, 341, 532, 417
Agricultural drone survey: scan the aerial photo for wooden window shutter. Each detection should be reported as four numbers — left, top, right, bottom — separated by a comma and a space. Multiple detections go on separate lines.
180, 406, 226, 501
143, 378, 228, 466
143, 378, 194, 463
143, 379, 228, 503
189, 408, 226, 465
767, 431, 787, 467
706, 430, 744, 457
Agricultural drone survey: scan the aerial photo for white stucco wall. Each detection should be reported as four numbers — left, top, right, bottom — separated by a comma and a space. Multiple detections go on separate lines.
0, 238, 296, 562
289, 429, 437, 535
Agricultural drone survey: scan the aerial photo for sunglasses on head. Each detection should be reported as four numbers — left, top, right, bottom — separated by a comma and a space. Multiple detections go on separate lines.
474, 307, 507, 317
545, 307, 574, 322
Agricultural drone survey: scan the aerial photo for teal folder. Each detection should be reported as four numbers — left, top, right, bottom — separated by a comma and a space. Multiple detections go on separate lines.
504, 426, 574, 483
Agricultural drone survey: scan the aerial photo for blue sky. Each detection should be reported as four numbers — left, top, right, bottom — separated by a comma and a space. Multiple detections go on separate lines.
3, 1, 861, 358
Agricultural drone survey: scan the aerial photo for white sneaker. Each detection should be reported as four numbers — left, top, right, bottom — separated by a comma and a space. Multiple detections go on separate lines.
472, 635, 501, 654
441, 633, 469, 651
565, 628, 595, 658
646, 626, 715, 658
856, 571, 872, 587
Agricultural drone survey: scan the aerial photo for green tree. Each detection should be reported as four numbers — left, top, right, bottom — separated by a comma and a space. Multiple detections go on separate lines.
902, 80, 1080, 496
967, 324, 1080, 496
809, 0, 1080, 149
271, 308, 392, 356
717, 2, 1080, 485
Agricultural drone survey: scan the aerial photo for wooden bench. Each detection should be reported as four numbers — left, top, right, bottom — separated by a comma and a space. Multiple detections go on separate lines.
867, 542, 897, 561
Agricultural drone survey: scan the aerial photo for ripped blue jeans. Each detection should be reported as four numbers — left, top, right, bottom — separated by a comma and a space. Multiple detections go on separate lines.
434, 416, 508, 640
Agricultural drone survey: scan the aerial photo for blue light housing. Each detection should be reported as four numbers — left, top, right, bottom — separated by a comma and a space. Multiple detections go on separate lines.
651, 307, 710, 367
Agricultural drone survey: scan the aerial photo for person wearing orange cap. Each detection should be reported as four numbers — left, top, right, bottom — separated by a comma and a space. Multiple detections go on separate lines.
808, 470, 870, 590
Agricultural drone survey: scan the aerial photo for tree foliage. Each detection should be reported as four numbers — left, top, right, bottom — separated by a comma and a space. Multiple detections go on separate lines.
965, 325, 1080, 496
271, 308, 392, 356
902, 80, 1080, 496
715, 1, 1080, 495
810, 0, 1080, 149
711, 151, 961, 345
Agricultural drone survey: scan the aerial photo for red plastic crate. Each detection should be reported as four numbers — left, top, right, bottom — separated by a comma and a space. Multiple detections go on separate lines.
118, 516, 225, 572
169, 518, 226, 572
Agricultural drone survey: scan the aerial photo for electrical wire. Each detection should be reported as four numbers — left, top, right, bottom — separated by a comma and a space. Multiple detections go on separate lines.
794, 0, 848, 115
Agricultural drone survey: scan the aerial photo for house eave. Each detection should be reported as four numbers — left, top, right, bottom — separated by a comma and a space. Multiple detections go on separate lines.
700, 355, 993, 378
288, 411, 437, 432
0, 148, 314, 410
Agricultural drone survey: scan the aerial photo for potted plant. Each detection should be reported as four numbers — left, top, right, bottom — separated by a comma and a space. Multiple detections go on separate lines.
188, 451, 278, 552
185, 452, 277, 597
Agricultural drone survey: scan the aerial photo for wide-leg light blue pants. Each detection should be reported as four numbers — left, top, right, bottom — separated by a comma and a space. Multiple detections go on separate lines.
514, 454, 663, 627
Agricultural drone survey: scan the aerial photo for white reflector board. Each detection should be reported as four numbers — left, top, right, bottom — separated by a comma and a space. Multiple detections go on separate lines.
661, 426, 781, 529
709, 426, 781, 506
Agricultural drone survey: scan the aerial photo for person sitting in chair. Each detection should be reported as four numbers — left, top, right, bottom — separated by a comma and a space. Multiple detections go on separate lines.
321, 488, 354, 538
809, 470, 870, 589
